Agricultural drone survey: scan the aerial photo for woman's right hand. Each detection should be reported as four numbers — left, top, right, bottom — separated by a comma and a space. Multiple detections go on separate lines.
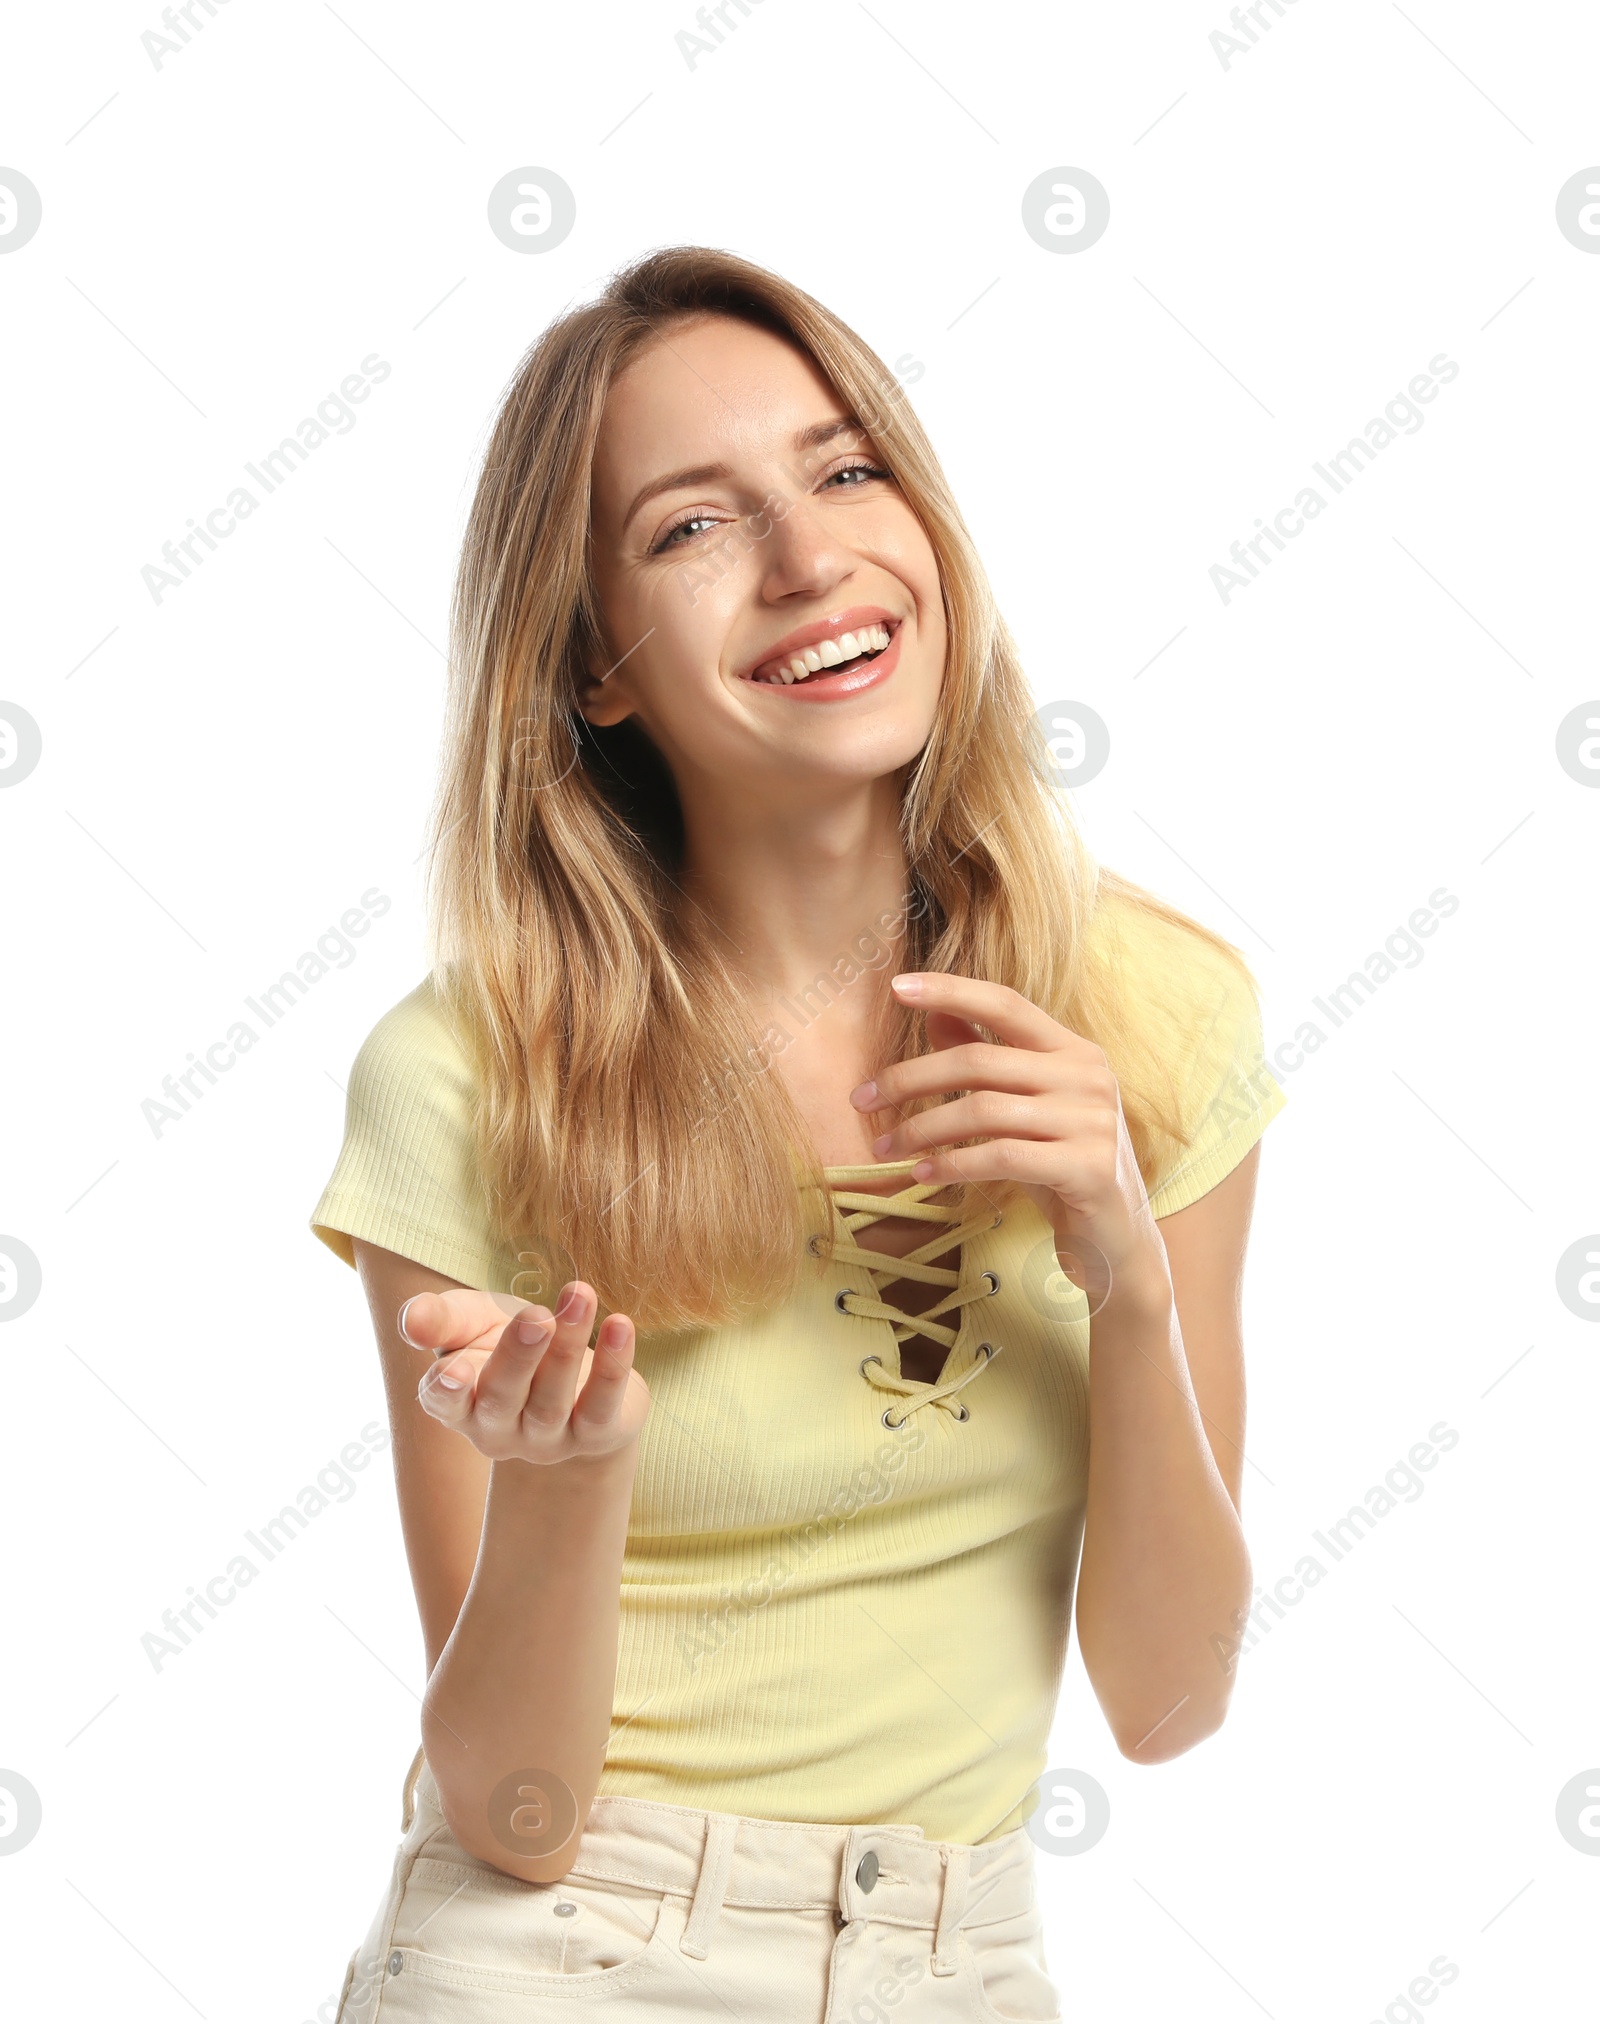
402, 1282, 649, 1462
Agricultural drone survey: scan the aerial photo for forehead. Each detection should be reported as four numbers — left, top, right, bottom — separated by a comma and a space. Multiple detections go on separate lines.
591, 315, 849, 519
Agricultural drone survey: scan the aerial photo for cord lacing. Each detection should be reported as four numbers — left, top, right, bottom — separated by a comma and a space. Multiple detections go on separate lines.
820, 1164, 1004, 1426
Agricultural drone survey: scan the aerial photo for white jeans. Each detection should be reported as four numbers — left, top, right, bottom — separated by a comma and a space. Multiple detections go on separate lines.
335, 1748, 1061, 2022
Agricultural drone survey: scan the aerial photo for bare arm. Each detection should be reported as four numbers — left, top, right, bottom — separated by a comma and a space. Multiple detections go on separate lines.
352, 1238, 649, 1882
1072, 1144, 1261, 1762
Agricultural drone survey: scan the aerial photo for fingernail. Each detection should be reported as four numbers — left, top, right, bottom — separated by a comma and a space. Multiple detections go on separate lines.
515, 1309, 553, 1344
871, 1133, 893, 1154
554, 1285, 584, 1320
429, 1361, 465, 1391
891, 974, 922, 995
849, 1081, 878, 1108
397, 1296, 421, 1347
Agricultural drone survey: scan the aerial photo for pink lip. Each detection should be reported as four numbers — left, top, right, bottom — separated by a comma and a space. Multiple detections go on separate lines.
739, 606, 904, 698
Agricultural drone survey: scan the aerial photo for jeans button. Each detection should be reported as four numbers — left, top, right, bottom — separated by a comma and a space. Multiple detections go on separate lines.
387, 1952, 403, 1975
855, 1849, 879, 1892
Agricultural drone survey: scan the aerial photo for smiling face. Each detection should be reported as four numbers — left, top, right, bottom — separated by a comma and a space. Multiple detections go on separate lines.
578, 314, 947, 807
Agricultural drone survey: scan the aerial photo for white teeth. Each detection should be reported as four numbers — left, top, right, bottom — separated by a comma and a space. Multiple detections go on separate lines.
752, 622, 892, 685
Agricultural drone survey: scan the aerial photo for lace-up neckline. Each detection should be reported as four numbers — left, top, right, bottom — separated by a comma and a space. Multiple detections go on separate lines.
819, 1158, 1003, 1428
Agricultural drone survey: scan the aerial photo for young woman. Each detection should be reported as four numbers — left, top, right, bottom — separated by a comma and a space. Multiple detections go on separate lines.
310, 245, 1286, 2022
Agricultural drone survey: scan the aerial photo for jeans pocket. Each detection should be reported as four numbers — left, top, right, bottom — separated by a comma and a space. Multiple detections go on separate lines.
961, 1902, 1062, 2024
375, 1854, 683, 2012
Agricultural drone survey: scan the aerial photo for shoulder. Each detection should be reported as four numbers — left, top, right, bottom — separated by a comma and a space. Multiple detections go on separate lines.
1082, 880, 1285, 1218
311, 972, 512, 1286
347, 973, 480, 1104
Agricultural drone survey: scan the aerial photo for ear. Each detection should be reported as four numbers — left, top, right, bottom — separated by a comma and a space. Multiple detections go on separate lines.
574, 654, 635, 729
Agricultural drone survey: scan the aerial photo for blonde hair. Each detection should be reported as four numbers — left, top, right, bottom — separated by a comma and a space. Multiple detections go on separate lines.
424, 245, 1253, 1333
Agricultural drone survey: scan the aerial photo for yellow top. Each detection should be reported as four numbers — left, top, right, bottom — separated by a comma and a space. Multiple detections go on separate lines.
309, 893, 1286, 1845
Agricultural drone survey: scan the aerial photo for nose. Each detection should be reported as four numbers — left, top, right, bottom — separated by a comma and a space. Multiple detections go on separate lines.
754, 493, 857, 606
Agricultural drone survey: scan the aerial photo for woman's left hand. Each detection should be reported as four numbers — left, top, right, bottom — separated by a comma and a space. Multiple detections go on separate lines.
850, 972, 1163, 1285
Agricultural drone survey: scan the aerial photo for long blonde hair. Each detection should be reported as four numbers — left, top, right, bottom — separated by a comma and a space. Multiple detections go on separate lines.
424, 245, 1252, 1333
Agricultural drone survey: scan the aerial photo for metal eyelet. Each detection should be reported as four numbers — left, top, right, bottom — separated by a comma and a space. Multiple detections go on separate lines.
990, 1211, 1003, 1228
835, 1288, 856, 1313
882, 1408, 904, 1429
981, 1270, 1000, 1295
952, 1402, 970, 1422
977, 1341, 995, 1359
807, 1233, 828, 1258
859, 1354, 883, 1376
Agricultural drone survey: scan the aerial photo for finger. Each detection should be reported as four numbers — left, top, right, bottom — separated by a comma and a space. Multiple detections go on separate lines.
470, 1305, 560, 1427
416, 1345, 493, 1423
876, 1092, 1069, 1162
398, 1287, 529, 1357
859, 1039, 1058, 1114
908, 1135, 1106, 1194
572, 1314, 637, 1429
522, 1284, 598, 1430
891, 972, 1073, 1052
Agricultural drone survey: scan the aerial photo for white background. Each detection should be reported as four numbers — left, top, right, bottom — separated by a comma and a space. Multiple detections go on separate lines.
2, 1, 1597, 2018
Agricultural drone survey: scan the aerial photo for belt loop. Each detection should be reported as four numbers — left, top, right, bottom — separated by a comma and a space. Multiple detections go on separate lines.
679, 1813, 740, 1961
400, 1745, 424, 1833
931, 1842, 970, 1976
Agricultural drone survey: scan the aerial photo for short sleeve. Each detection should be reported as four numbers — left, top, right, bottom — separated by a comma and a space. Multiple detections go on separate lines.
1088, 890, 1287, 1221
1143, 934, 1285, 1220
309, 978, 522, 1292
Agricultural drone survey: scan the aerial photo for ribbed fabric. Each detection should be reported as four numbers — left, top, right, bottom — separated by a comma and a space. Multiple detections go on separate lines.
309, 895, 1286, 1845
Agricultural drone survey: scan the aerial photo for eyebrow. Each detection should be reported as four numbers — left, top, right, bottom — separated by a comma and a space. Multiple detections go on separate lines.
620, 416, 865, 537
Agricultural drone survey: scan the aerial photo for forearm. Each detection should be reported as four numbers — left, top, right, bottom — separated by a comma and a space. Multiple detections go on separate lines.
1074, 1246, 1251, 1762
422, 1441, 639, 1882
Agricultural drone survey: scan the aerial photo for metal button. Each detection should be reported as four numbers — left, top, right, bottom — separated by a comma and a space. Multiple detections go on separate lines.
387, 1951, 403, 1975
855, 1849, 879, 1892
833, 1906, 847, 1930
554, 1901, 578, 1917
